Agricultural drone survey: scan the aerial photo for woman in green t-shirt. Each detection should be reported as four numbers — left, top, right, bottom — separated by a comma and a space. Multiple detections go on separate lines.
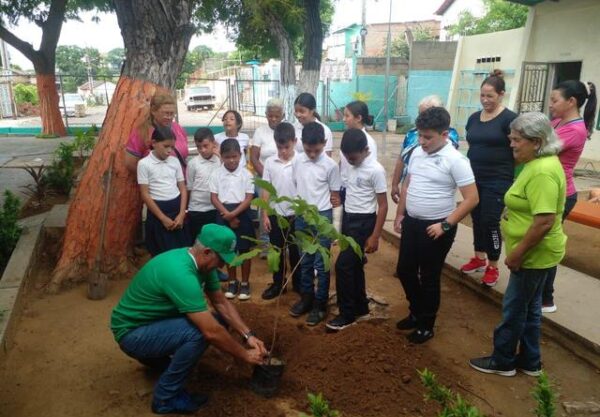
469, 112, 566, 377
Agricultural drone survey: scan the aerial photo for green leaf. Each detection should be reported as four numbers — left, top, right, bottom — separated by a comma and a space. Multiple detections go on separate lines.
231, 248, 262, 265
251, 198, 271, 211
317, 246, 331, 272
267, 247, 280, 273
254, 177, 278, 197
276, 215, 289, 230
241, 235, 268, 245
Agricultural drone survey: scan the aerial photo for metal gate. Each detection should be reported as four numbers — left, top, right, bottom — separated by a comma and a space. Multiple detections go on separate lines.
517, 62, 549, 113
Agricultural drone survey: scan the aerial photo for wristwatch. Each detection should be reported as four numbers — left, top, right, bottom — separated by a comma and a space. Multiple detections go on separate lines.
441, 221, 453, 233
243, 330, 256, 342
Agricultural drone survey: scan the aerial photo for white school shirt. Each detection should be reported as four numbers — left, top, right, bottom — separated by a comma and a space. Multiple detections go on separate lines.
250, 125, 278, 165
344, 158, 387, 214
186, 154, 221, 212
209, 164, 254, 204
294, 119, 333, 154
406, 143, 474, 220
262, 153, 297, 216
340, 128, 379, 186
214, 131, 250, 167
292, 152, 341, 212
137, 152, 183, 201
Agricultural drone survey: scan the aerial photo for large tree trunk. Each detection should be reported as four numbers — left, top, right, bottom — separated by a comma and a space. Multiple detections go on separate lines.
0, 0, 67, 136
36, 73, 66, 136
266, 11, 297, 122
297, 0, 324, 97
50, 0, 195, 291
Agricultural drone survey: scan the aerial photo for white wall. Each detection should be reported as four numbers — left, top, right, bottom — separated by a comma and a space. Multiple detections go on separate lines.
439, 0, 485, 41
526, 0, 600, 160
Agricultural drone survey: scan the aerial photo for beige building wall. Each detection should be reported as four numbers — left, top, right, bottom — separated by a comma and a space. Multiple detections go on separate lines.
364, 20, 441, 57
446, 28, 526, 135
525, 0, 600, 159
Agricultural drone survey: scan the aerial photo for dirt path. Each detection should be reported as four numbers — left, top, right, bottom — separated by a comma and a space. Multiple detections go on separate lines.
1, 241, 599, 416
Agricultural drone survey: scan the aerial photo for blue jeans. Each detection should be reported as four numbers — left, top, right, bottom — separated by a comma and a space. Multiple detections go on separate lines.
119, 317, 208, 402
492, 268, 549, 369
295, 209, 333, 302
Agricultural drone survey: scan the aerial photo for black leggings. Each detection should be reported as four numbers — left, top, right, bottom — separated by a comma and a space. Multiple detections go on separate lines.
471, 181, 511, 262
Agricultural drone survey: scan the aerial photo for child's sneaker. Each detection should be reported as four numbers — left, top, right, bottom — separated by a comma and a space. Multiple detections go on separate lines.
306, 302, 327, 326
541, 304, 557, 313
261, 283, 284, 300
460, 257, 487, 273
238, 282, 251, 300
224, 280, 239, 299
326, 315, 355, 331
151, 390, 208, 414
481, 266, 499, 287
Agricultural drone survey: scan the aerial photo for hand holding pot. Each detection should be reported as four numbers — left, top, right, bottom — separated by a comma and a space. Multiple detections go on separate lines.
247, 335, 268, 356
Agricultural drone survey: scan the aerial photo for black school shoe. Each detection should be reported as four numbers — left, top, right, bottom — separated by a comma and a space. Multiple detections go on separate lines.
469, 356, 516, 377
396, 314, 418, 330
261, 283, 285, 300
306, 302, 328, 326
289, 293, 314, 317
326, 314, 356, 331
151, 390, 209, 414
407, 328, 434, 344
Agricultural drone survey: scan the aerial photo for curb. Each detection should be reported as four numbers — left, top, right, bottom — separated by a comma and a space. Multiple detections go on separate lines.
0, 218, 44, 359
381, 227, 600, 369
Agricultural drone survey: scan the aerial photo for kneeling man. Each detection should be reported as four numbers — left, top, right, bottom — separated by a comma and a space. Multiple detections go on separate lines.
111, 224, 267, 414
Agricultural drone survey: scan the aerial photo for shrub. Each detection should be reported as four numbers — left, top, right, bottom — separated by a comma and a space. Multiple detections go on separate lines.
299, 392, 340, 417
73, 128, 96, 159
44, 142, 76, 195
14, 83, 39, 105
0, 190, 22, 271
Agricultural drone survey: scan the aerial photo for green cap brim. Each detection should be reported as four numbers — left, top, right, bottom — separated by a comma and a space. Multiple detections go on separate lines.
219, 250, 239, 266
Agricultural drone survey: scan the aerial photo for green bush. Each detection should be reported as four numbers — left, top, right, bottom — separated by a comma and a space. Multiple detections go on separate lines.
44, 142, 76, 195
299, 392, 340, 417
73, 128, 96, 159
14, 83, 39, 105
0, 190, 22, 271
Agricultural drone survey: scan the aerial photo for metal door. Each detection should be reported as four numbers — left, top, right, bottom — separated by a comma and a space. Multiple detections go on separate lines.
517, 62, 549, 113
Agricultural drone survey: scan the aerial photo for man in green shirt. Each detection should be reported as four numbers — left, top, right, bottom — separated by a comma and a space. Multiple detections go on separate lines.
111, 224, 267, 414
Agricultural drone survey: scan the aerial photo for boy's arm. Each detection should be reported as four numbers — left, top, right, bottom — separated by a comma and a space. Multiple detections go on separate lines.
390, 158, 404, 204
228, 193, 254, 217
211, 193, 229, 217
250, 146, 264, 177
328, 162, 342, 207
394, 175, 410, 233
365, 192, 388, 253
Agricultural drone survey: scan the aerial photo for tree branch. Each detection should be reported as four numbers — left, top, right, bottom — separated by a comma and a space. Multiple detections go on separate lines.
39, 0, 68, 58
0, 24, 40, 64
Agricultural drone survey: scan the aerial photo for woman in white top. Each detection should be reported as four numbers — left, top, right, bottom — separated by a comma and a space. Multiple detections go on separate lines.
294, 92, 333, 157
250, 98, 285, 177
214, 110, 250, 167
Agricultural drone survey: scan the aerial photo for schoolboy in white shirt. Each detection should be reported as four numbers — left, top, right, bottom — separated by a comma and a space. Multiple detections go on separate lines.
210, 139, 255, 300
393, 107, 479, 344
289, 122, 342, 326
260, 122, 301, 300
187, 128, 221, 241
326, 129, 388, 332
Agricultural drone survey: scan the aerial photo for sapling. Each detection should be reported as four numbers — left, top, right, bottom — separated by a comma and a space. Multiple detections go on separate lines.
19, 164, 50, 208
419, 368, 485, 417
72, 128, 96, 159
299, 392, 340, 417
233, 178, 361, 360
532, 371, 555, 417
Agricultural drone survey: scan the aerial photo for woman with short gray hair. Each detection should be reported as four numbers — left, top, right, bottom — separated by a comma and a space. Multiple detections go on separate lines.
470, 111, 567, 377
250, 98, 285, 176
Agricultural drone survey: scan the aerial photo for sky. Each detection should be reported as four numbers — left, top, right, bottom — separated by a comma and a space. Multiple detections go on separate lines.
6, 0, 444, 70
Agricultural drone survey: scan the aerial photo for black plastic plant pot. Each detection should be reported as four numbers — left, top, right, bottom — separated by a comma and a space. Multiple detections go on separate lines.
250, 358, 285, 397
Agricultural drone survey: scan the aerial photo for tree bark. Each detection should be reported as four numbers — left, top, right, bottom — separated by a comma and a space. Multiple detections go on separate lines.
265, 11, 297, 121
298, 0, 323, 97
0, 0, 67, 136
50, 0, 195, 291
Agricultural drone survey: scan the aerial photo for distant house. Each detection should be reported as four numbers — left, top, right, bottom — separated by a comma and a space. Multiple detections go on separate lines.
434, 0, 485, 41
364, 20, 441, 57
77, 80, 117, 105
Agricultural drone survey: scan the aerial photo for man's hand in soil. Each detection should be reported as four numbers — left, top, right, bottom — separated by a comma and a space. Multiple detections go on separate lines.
245, 347, 266, 365
247, 335, 267, 356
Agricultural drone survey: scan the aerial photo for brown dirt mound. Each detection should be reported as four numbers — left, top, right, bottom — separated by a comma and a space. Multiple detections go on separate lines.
190, 302, 458, 417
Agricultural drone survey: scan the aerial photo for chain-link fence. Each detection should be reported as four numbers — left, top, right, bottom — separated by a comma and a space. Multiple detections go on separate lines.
0, 70, 403, 135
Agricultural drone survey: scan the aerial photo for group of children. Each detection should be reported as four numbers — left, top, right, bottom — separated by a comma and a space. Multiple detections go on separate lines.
136, 93, 388, 329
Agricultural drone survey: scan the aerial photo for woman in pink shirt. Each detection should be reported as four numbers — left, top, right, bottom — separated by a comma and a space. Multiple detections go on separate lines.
542, 80, 597, 313
125, 94, 189, 175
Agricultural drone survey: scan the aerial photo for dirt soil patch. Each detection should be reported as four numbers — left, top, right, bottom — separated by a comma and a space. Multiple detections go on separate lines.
1, 241, 599, 417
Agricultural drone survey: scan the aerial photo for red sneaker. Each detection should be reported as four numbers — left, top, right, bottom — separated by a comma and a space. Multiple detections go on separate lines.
460, 257, 487, 273
481, 266, 499, 287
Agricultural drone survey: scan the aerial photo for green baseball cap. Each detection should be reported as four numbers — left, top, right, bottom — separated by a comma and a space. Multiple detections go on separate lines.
197, 224, 238, 265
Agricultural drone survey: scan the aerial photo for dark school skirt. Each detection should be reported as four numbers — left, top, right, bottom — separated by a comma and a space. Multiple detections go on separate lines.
145, 195, 190, 257
215, 203, 256, 253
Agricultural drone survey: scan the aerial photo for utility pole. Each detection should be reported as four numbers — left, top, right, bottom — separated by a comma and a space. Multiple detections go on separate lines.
382, 0, 393, 155
361, 0, 367, 55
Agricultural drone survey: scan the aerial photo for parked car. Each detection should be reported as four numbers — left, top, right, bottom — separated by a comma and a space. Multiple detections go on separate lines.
59, 93, 86, 117
185, 85, 216, 111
